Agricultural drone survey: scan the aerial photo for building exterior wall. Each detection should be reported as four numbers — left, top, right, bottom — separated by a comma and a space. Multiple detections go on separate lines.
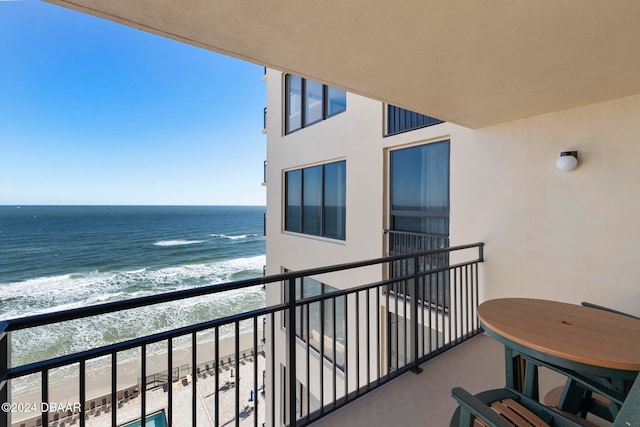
262, 69, 640, 423
266, 68, 640, 314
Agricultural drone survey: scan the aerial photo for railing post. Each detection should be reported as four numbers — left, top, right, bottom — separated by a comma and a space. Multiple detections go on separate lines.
411, 256, 423, 374
286, 278, 297, 426
1, 322, 10, 427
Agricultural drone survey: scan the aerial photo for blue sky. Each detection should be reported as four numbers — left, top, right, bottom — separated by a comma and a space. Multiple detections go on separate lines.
0, 1, 266, 205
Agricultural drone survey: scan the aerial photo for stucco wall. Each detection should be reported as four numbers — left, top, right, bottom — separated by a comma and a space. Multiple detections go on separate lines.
452, 95, 640, 314
265, 68, 640, 315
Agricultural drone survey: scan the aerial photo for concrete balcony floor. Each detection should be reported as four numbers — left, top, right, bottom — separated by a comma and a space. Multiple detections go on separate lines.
311, 334, 611, 427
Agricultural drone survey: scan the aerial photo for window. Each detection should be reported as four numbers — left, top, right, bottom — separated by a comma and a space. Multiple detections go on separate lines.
285, 75, 346, 134
326, 86, 347, 117
389, 140, 450, 307
283, 274, 346, 370
286, 75, 302, 133
386, 105, 443, 136
390, 140, 449, 236
285, 160, 346, 240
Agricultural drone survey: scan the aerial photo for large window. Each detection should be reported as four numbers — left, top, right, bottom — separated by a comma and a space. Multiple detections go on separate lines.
386, 105, 443, 136
285, 75, 346, 134
285, 160, 346, 240
389, 140, 450, 308
283, 275, 346, 370
390, 140, 449, 237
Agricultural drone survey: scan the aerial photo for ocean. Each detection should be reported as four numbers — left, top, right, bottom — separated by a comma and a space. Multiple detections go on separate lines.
0, 205, 266, 369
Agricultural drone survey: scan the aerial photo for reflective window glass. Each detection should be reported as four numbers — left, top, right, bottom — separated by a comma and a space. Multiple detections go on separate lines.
391, 140, 449, 223
323, 161, 346, 240
326, 86, 346, 117
302, 166, 322, 236
285, 169, 302, 232
286, 75, 302, 133
284, 75, 346, 134
304, 80, 324, 126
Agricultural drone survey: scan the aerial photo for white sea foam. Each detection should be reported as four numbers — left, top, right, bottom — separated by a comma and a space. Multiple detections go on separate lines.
0, 255, 266, 319
4, 254, 267, 376
153, 240, 205, 247
211, 233, 259, 240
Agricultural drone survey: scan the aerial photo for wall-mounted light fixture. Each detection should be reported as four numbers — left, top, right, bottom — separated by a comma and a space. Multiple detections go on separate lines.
556, 151, 578, 172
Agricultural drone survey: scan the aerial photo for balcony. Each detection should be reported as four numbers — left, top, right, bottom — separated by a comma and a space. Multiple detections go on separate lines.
384, 105, 444, 137
1, 244, 484, 427
309, 332, 604, 427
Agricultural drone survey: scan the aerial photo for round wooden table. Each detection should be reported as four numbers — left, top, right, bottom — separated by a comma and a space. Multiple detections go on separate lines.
478, 298, 640, 374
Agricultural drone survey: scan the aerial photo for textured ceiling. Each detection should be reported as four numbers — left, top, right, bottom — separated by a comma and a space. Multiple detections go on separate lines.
46, 0, 640, 128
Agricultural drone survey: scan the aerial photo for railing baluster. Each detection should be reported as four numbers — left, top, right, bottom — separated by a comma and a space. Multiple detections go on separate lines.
332, 296, 337, 408
215, 327, 220, 427
366, 289, 371, 385
473, 264, 482, 329
344, 292, 349, 401
42, 368, 48, 426
453, 266, 458, 345
465, 264, 470, 338
319, 293, 325, 416
305, 302, 310, 421
393, 280, 398, 373
111, 352, 117, 426
355, 290, 360, 394
411, 255, 422, 373
192, 331, 197, 427
448, 268, 452, 346
79, 360, 85, 427
434, 271, 440, 350
286, 278, 297, 426
235, 321, 240, 427
376, 285, 380, 385
270, 312, 275, 427
168, 338, 173, 426
0, 325, 9, 427
253, 316, 259, 427
141, 344, 146, 426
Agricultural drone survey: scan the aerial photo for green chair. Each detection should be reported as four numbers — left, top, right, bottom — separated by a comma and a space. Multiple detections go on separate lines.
543, 302, 640, 422
450, 375, 640, 426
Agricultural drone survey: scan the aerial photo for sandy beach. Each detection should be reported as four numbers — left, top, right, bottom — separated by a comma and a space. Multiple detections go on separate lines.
9, 332, 266, 427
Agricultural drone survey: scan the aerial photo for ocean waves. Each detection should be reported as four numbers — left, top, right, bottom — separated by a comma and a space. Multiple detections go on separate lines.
0, 255, 266, 321
3, 254, 267, 395
0, 205, 268, 380
153, 240, 205, 247
211, 233, 261, 240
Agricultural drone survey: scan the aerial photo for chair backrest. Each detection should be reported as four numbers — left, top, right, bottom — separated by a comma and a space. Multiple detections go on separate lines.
581, 301, 640, 320
613, 377, 640, 426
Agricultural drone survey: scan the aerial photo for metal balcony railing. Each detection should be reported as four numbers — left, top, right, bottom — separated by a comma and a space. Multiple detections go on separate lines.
385, 105, 444, 137
1, 243, 483, 427
385, 229, 451, 309
263, 107, 267, 131
263, 160, 267, 185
